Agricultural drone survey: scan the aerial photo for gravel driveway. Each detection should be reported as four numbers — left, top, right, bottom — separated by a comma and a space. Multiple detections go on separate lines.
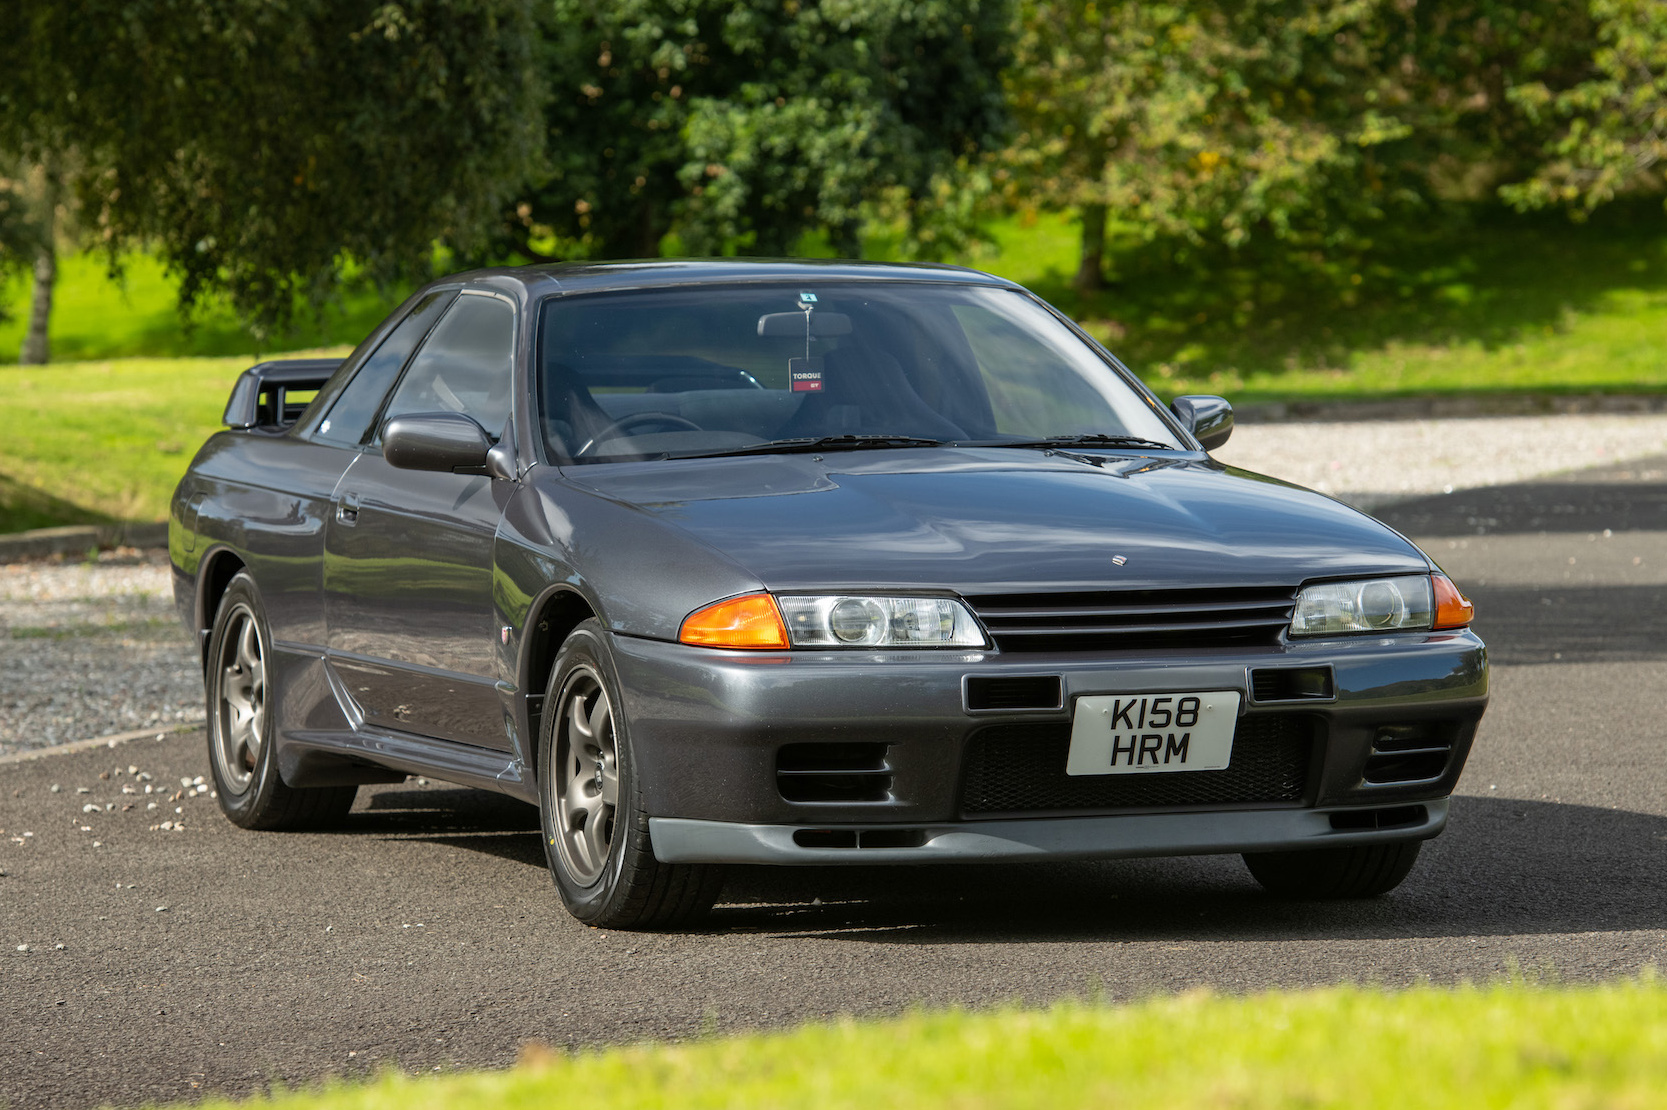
3, 411, 1665, 757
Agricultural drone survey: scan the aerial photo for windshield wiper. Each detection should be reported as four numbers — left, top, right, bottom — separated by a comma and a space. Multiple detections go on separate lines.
981, 434, 1178, 452
672, 434, 947, 460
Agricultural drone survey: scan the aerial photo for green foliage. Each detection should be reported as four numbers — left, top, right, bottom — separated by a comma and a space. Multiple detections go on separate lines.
157, 979, 1667, 1110
516, 0, 1012, 259
0, 1, 543, 335
1503, 0, 1667, 213
999, 0, 1651, 301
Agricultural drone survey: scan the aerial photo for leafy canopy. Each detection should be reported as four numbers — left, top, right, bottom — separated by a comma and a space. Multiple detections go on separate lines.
518, 0, 1012, 260
0, 0, 544, 334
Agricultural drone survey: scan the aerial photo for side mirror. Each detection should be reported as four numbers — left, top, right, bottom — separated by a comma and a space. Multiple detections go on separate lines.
383, 412, 493, 473
1169, 395, 1234, 451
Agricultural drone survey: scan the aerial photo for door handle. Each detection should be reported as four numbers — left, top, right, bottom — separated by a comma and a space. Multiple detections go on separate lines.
335, 492, 360, 524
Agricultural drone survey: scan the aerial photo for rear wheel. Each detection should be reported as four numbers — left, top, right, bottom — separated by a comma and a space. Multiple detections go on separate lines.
206, 572, 357, 829
1243, 840, 1422, 899
537, 619, 722, 929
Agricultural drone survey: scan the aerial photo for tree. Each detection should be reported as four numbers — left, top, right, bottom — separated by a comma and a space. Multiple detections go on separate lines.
1001, 0, 1601, 295
1502, 0, 1667, 214
0, 158, 55, 362
512, 0, 1012, 261
0, 1, 545, 340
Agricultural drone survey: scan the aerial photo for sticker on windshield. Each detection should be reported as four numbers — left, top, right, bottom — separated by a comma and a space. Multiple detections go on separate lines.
789, 356, 824, 392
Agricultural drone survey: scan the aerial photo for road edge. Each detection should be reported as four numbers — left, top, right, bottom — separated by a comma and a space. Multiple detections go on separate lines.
0, 720, 204, 766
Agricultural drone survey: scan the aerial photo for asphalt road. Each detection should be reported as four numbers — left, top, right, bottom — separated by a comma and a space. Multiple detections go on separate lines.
4, 458, 1666, 1110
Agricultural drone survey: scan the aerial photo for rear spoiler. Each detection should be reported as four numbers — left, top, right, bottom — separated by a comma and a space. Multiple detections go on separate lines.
223, 359, 341, 430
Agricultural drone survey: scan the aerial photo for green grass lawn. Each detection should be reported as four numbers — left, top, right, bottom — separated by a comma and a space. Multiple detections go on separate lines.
0, 252, 397, 362
3, 204, 1666, 533
173, 979, 1667, 1110
957, 203, 1667, 403
0, 351, 348, 532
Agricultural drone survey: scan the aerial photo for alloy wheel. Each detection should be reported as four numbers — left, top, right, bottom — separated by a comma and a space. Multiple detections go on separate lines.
551, 665, 619, 885
212, 604, 266, 795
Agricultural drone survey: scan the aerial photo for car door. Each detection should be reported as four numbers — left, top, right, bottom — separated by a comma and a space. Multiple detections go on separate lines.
323, 289, 518, 750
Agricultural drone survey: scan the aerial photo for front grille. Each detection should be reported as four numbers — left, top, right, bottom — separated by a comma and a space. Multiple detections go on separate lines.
960, 714, 1315, 817
965, 586, 1297, 653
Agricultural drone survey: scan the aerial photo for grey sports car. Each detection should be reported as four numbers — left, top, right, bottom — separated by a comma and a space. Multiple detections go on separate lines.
171, 260, 1488, 929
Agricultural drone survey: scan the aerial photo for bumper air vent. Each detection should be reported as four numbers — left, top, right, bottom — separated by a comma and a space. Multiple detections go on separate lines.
1328, 805, 1427, 831
960, 714, 1316, 817
776, 742, 892, 803
1363, 725, 1454, 785
964, 585, 1297, 653
965, 675, 1064, 711
792, 828, 928, 849
1250, 666, 1335, 703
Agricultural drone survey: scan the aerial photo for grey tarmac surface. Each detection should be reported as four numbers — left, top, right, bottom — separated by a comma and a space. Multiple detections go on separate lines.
3, 459, 1667, 1110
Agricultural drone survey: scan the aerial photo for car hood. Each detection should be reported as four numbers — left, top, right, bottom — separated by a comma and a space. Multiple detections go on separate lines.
566, 448, 1431, 594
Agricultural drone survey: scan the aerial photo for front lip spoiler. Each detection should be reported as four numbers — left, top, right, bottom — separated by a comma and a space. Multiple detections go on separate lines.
649, 799, 1449, 865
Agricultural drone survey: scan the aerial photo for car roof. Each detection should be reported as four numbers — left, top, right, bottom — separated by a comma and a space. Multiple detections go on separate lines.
431, 258, 1024, 300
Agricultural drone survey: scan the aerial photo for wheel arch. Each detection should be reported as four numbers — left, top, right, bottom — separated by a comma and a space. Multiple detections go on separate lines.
521, 585, 601, 762
195, 546, 248, 667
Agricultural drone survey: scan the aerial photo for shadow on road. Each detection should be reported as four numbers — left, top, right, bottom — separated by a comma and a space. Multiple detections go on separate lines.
341, 785, 547, 867
1372, 456, 1667, 536
707, 797, 1666, 943
336, 784, 1666, 943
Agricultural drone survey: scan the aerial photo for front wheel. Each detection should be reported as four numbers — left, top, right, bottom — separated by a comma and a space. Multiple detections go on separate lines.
205, 572, 356, 829
537, 619, 722, 929
1243, 840, 1423, 899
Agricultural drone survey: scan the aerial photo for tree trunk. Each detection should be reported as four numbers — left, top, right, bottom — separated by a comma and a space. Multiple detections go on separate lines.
1073, 202, 1108, 294
19, 167, 56, 365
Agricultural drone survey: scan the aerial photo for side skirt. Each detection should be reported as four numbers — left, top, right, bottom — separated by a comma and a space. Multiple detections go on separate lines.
278, 727, 534, 803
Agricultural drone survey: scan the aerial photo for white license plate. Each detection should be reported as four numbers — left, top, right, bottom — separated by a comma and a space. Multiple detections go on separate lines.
1066, 690, 1242, 776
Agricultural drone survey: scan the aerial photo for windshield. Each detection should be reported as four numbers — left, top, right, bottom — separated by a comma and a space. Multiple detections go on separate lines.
536, 281, 1182, 463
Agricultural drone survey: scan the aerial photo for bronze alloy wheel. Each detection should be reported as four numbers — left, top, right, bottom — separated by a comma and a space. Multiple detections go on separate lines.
550, 663, 619, 885
211, 601, 266, 796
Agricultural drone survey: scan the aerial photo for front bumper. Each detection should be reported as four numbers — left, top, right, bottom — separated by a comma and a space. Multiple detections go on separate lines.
608, 628, 1487, 864
652, 798, 1448, 864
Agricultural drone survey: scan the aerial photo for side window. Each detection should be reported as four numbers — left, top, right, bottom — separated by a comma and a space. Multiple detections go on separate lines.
380, 293, 516, 438
314, 289, 457, 446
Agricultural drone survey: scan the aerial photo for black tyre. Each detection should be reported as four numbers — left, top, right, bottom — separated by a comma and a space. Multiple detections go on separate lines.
537, 619, 722, 929
1243, 840, 1422, 899
205, 572, 357, 830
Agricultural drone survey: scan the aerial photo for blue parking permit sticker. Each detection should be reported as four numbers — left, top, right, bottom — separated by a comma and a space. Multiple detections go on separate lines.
798, 292, 817, 303
789, 356, 824, 392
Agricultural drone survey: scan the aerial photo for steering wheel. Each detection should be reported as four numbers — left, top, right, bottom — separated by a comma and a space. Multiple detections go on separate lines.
576, 411, 704, 456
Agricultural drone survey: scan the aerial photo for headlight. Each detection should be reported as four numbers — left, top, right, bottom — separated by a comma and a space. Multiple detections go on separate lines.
1289, 576, 1434, 637
777, 595, 987, 648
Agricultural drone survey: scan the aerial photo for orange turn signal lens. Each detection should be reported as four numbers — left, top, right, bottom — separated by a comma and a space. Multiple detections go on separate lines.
1432, 574, 1474, 629
679, 593, 790, 649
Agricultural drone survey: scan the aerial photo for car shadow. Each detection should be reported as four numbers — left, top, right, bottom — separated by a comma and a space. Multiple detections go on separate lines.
336, 786, 1666, 942
345, 784, 547, 867
705, 797, 1667, 942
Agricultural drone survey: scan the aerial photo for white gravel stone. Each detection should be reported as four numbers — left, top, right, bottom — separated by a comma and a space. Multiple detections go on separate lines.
0, 549, 200, 755
1216, 413, 1667, 509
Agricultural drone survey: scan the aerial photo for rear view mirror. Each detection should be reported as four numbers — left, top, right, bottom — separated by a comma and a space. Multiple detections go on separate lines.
383, 412, 493, 473
757, 312, 853, 338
